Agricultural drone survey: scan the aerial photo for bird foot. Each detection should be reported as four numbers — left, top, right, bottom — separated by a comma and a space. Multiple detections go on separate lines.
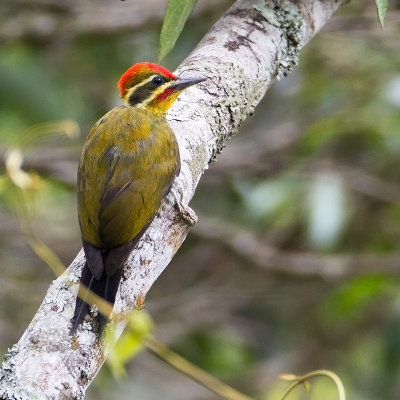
171, 187, 198, 227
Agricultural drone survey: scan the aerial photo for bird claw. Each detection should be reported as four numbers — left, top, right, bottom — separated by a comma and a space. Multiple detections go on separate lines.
171, 187, 197, 227
177, 202, 198, 226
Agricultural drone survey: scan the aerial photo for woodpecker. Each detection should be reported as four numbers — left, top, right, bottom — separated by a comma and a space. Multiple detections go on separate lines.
72, 62, 205, 334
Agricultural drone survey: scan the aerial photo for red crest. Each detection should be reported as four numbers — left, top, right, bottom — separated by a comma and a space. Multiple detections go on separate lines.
117, 62, 177, 97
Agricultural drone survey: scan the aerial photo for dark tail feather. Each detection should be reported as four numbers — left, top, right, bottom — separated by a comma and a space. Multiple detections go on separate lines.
71, 262, 123, 335
94, 267, 123, 334
72, 262, 93, 333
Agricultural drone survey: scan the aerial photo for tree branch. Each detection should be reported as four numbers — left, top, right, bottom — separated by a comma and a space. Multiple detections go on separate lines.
0, 0, 343, 398
193, 214, 400, 280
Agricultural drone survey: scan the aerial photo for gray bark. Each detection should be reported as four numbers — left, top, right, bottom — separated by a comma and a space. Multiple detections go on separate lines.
0, 0, 343, 398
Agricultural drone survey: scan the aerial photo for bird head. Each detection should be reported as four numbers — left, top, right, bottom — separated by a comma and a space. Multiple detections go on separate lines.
117, 62, 206, 114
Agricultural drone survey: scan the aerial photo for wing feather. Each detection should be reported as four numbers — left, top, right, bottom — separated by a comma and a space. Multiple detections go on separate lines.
77, 106, 180, 272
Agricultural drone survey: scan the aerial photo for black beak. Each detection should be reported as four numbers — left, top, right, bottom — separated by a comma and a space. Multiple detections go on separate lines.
170, 76, 207, 91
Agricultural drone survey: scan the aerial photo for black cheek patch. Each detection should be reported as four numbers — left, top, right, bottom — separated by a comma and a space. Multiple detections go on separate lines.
128, 83, 156, 106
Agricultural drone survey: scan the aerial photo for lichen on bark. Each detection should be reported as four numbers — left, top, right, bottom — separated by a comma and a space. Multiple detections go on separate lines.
254, 0, 306, 78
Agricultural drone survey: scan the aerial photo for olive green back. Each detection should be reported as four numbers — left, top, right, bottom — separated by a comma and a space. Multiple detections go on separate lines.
77, 106, 180, 249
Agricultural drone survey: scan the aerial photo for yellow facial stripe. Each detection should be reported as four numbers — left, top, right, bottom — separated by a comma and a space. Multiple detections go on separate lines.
123, 74, 176, 111
135, 81, 174, 108
124, 75, 157, 101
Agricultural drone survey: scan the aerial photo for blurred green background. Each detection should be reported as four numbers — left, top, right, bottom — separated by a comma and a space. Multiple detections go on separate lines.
1, 0, 400, 399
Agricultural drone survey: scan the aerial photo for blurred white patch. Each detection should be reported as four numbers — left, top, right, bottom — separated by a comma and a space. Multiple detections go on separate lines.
5, 148, 33, 189
235, 178, 293, 221
306, 172, 347, 250
383, 76, 400, 108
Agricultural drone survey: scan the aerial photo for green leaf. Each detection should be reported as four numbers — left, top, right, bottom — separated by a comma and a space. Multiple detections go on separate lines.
376, 0, 388, 28
319, 274, 395, 327
158, 0, 198, 62
106, 310, 154, 379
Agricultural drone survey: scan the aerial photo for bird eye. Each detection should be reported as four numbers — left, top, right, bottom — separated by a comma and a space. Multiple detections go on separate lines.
152, 76, 164, 85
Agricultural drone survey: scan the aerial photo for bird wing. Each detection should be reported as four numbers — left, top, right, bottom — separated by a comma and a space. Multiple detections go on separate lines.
77, 107, 180, 276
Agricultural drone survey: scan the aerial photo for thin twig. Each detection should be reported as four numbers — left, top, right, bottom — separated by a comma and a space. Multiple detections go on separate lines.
280, 369, 346, 400
146, 335, 255, 400
193, 214, 400, 279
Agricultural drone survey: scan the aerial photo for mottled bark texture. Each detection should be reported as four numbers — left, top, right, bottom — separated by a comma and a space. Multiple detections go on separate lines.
0, 0, 342, 398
